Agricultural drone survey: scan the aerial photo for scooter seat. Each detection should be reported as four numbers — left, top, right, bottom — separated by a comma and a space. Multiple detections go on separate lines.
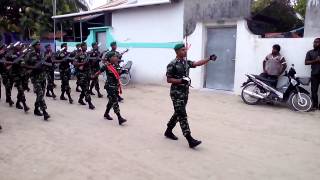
253, 75, 278, 84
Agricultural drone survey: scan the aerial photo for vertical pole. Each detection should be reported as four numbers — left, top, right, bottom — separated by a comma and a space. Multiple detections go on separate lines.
73, 23, 76, 41
60, 23, 63, 42
53, 0, 57, 51
80, 18, 83, 42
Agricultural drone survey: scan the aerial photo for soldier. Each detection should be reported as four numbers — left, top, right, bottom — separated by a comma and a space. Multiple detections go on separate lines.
72, 43, 82, 92
3, 43, 24, 107
164, 43, 217, 148
74, 42, 95, 109
21, 43, 31, 92
24, 40, 50, 120
55, 43, 73, 104
0, 43, 6, 100
94, 51, 127, 125
44, 44, 56, 99
4, 42, 30, 112
89, 42, 103, 98
109, 41, 128, 102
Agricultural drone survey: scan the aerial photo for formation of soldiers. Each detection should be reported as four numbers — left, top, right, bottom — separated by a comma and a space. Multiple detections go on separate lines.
1, 40, 216, 148
0, 40, 128, 130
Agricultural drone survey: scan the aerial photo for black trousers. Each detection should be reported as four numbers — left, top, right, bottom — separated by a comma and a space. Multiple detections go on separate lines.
311, 74, 320, 108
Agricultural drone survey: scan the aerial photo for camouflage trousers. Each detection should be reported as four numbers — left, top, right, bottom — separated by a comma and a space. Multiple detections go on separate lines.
78, 71, 91, 102
60, 69, 71, 94
105, 85, 120, 114
167, 91, 191, 136
4, 74, 13, 101
46, 69, 55, 92
22, 73, 30, 91
14, 77, 27, 103
31, 74, 47, 110
90, 74, 100, 92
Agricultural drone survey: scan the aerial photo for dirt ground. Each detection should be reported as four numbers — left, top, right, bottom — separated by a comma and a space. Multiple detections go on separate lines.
0, 80, 320, 180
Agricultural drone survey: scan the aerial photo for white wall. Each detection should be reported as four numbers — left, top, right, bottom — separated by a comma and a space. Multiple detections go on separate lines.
234, 20, 315, 94
111, 2, 184, 85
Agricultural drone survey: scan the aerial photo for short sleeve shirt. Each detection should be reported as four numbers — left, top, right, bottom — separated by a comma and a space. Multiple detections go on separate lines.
305, 49, 320, 75
264, 53, 286, 76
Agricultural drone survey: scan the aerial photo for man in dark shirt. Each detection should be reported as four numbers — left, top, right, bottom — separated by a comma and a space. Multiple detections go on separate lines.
305, 38, 320, 110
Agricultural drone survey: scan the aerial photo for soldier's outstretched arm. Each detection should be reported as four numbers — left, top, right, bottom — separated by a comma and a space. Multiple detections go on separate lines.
193, 55, 217, 67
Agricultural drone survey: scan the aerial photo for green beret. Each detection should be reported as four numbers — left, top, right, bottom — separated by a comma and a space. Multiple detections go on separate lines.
61, 43, 67, 48
110, 41, 117, 46
174, 43, 185, 51
45, 44, 51, 48
106, 51, 117, 59
76, 43, 81, 48
81, 42, 87, 47
92, 42, 98, 47
31, 40, 40, 47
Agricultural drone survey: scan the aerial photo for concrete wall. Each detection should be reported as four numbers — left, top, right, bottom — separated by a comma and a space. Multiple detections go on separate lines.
304, 0, 320, 37
111, 2, 184, 85
234, 20, 315, 94
183, 0, 251, 36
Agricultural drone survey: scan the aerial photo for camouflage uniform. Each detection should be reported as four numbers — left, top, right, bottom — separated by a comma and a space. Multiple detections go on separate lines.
56, 50, 73, 102
166, 58, 196, 136
25, 48, 49, 118
110, 50, 124, 101
3, 49, 16, 106
44, 50, 56, 98
75, 50, 95, 109
89, 48, 103, 97
7, 49, 29, 110
102, 64, 121, 114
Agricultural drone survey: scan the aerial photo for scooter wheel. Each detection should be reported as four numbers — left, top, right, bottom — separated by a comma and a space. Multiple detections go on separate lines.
288, 92, 313, 112
120, 73, 131, 86
241, 83, 261, 105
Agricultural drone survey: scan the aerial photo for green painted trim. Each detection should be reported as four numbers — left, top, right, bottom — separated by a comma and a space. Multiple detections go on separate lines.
56, 26, 182, 49
88, 26, 111, 30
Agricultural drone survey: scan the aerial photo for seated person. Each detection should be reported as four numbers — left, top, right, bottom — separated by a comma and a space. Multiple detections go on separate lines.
260, 44, 287, 87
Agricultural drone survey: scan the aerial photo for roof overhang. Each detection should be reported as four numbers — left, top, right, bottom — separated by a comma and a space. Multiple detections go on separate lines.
52, 0, 171, 20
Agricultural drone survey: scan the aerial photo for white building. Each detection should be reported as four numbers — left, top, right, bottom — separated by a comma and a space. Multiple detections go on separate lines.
53, 0, 319, 94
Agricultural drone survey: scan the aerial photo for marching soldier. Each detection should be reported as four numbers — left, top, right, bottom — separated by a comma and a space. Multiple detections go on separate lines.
89, 42, 103, 98
109, 41, 128, 102
44, 44, 56, 99
72, 43, 82, 92
25, 40, 50, 120
4, 42, 30, 111
94, 51, 127, 125
164, 43, 217, 148
74, 42, 95, 109
55, 43, 73, 104
0, 43, 6, 100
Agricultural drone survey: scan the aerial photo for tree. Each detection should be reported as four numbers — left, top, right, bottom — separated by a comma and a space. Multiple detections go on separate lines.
292, 0, 308, 18
0, 0, 89, 39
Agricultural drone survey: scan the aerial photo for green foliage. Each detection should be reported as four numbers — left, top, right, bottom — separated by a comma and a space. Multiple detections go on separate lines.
293, 0, 307, 18
0, 0, 89, 39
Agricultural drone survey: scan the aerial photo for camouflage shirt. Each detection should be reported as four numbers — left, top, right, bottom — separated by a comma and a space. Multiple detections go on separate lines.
166, 58, 195, 92
55, 50, 70, 70
99, 64, 119, 87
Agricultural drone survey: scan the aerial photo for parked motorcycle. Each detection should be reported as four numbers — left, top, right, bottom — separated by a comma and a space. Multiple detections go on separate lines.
241, 64, 313, 112
119, 60, 132, 86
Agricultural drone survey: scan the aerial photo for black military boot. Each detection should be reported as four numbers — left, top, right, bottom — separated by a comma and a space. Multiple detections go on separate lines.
164, 127, 178, 140
22, 102, 30, 112
67, 93, 73, 104
51, 90, 57, 99
42, 110, 50, 121
185, 134, 202, 148
60, 91, 67, 100
116, 113, 127, 125
78, 95, 86, 105
97, 90, 103, 98
118, 95, 124, 102
88, 101, 95, 110
46, 90, 52, 97
34, 107, 43, 116
104, 104, 113, 120
6, 98, 14, 107
76, 85, 81, 92
16, 100, 23, 110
